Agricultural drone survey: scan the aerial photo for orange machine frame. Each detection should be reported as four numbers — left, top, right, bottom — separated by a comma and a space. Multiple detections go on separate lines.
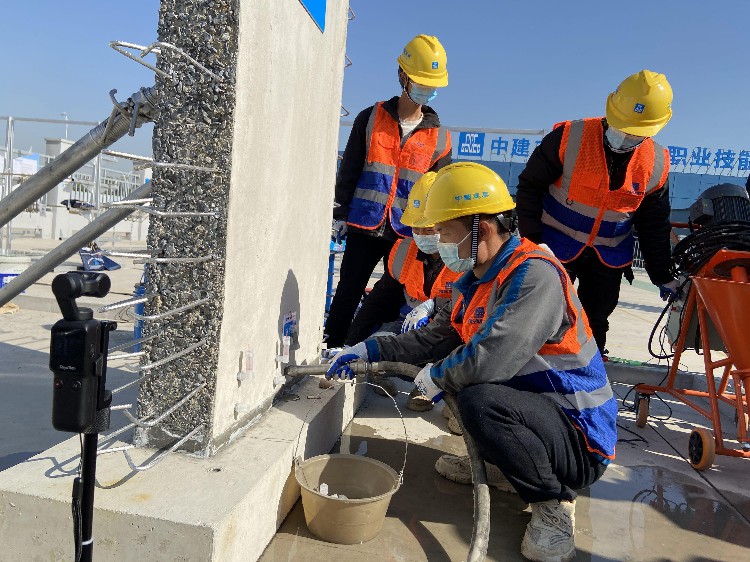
635, 249, 750, 468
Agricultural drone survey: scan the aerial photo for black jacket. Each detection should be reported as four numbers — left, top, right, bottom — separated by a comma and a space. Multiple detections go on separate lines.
516, 120, 673, 285
345, 250, 447, 345
334, 97, 452, 241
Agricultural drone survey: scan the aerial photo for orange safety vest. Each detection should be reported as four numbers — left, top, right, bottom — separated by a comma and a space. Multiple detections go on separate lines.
388, 238, 460, 311
541, 118, 670, 267
449, 238, 617, 458
347, 102, 451, 237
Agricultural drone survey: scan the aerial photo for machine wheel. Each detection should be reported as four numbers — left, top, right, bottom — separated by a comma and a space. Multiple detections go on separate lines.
635, 395, 650, 428
688, 428, 715, 471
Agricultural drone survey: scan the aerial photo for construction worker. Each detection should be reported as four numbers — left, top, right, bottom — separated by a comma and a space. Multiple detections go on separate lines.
516, 70, 679, 358
325, 34, 452, 347
345, 171, 461, 411
327, 162, 617, 562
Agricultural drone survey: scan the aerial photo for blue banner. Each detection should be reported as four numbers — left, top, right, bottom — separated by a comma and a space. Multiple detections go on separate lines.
457, 132, 485, 158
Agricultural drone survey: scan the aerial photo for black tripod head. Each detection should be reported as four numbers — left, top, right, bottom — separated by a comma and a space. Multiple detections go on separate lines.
52, 271, 111, 321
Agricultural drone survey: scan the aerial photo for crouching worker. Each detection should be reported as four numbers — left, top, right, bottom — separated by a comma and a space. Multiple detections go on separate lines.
345, 171, 462, 410
326, 162, 617, 562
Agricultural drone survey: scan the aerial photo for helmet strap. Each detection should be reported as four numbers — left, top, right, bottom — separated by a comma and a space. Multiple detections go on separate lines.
470, 214, 480, 264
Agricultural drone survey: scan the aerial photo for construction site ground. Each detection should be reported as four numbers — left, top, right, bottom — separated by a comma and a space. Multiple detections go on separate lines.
2, 236, 749, 561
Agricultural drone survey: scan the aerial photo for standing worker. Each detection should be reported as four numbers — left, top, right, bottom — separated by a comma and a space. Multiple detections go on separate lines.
516, 70, 679, 358
325, 35, 452, 347
327, 163, 617, 562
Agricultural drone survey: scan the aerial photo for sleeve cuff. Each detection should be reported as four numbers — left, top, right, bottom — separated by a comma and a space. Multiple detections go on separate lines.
430, 363, 446, 389
364, 338, 381, 361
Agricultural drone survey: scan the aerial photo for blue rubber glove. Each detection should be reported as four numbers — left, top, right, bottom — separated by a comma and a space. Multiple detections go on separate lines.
325, 342, 368, 380
413, 363, 444, 403
659, 279, 680, 301
401, 299, 435, 333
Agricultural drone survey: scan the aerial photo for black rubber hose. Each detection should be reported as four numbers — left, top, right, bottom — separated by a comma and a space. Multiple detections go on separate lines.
444, 393, 491, 562
286, 361, 491, 562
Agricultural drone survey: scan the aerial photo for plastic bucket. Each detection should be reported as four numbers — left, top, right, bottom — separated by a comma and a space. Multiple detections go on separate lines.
294, 453, 400, 544
293, 379, 408, 544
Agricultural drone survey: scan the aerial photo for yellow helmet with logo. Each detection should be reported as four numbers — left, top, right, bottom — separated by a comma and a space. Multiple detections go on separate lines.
401, 172, 437, 228
606, 70, 673, 137
418, 162, 515, 226
397, 35, 448, 88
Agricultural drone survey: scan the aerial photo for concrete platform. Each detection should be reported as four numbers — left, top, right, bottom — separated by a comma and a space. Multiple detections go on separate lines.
260, 377, 750, 562
2, 266, 749, 561
0, 359, 366, 561
259, 272, 750, 561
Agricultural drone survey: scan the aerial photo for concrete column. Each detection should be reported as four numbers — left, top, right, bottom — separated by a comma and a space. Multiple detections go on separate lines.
137, 0, 348, 454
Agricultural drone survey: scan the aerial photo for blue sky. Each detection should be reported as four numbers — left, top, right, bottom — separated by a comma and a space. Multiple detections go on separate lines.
1, 1, 747, 161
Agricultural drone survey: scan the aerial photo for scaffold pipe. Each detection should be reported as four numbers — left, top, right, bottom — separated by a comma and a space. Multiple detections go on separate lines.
0, 181, 152, 307
0, 86, 158, 229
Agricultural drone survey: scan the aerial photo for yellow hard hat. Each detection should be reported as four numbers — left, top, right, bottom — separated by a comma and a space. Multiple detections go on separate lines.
397, 35, 448, 88
401, 172, 437, 228
418, 162, 515, 226
606, 70, 673, 137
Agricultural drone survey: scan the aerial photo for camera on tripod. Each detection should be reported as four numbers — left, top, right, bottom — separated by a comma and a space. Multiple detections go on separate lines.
49, 270, 119, 561
49, 271, 116, 433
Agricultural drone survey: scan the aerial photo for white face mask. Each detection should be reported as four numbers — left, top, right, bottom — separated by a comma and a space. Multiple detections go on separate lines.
437, 231, 474, 272
605, 127, 645, 153
413, 233, 440, 254
408, 82, 438, 105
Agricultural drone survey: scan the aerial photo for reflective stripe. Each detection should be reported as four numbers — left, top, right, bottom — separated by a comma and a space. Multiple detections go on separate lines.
363, 161, 397, 176
542, 212, 631, 248
547, 183, 627, 223
430, 126, 449, 164
398, 167, 424, 183
363, 104, 378, 156
392, 196, 409, 211
390, 239, 412, 280
486, 279, 499, 312
561, 120, 584, 192
404, 292, 421, 308
517, 337, 599, 377
543, 382, 614, 411
646, 144, 666, 194
353, 188, 390, 205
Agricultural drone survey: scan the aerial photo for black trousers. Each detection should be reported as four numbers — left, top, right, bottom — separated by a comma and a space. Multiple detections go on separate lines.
325, 232, 396, 347
458, 383, 607, 504
563, 248, 624, 353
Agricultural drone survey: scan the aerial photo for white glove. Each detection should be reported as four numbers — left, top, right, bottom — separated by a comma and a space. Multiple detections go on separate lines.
332, 220, 348, 239
538, 243, 553, 255
401, 299, 435, 333
659, 279, 680, 301
413, 363, 444, 403
326, 341, 368, 380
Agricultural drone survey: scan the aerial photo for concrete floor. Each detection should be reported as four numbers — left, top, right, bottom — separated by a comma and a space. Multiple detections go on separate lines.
260, 273, 750, 562
2, 240, 750, 560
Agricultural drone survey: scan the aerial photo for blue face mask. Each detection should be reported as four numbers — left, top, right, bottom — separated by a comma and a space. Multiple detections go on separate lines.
408, 82, 438, 105
413, 233, 440, 255
437, 231, 474, 272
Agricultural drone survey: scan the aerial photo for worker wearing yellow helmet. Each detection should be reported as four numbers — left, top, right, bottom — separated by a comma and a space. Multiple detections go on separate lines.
326, 35, 452, 348
328, 162, 617, 562
338, 172, 461, 412
516, 70, 679, 359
